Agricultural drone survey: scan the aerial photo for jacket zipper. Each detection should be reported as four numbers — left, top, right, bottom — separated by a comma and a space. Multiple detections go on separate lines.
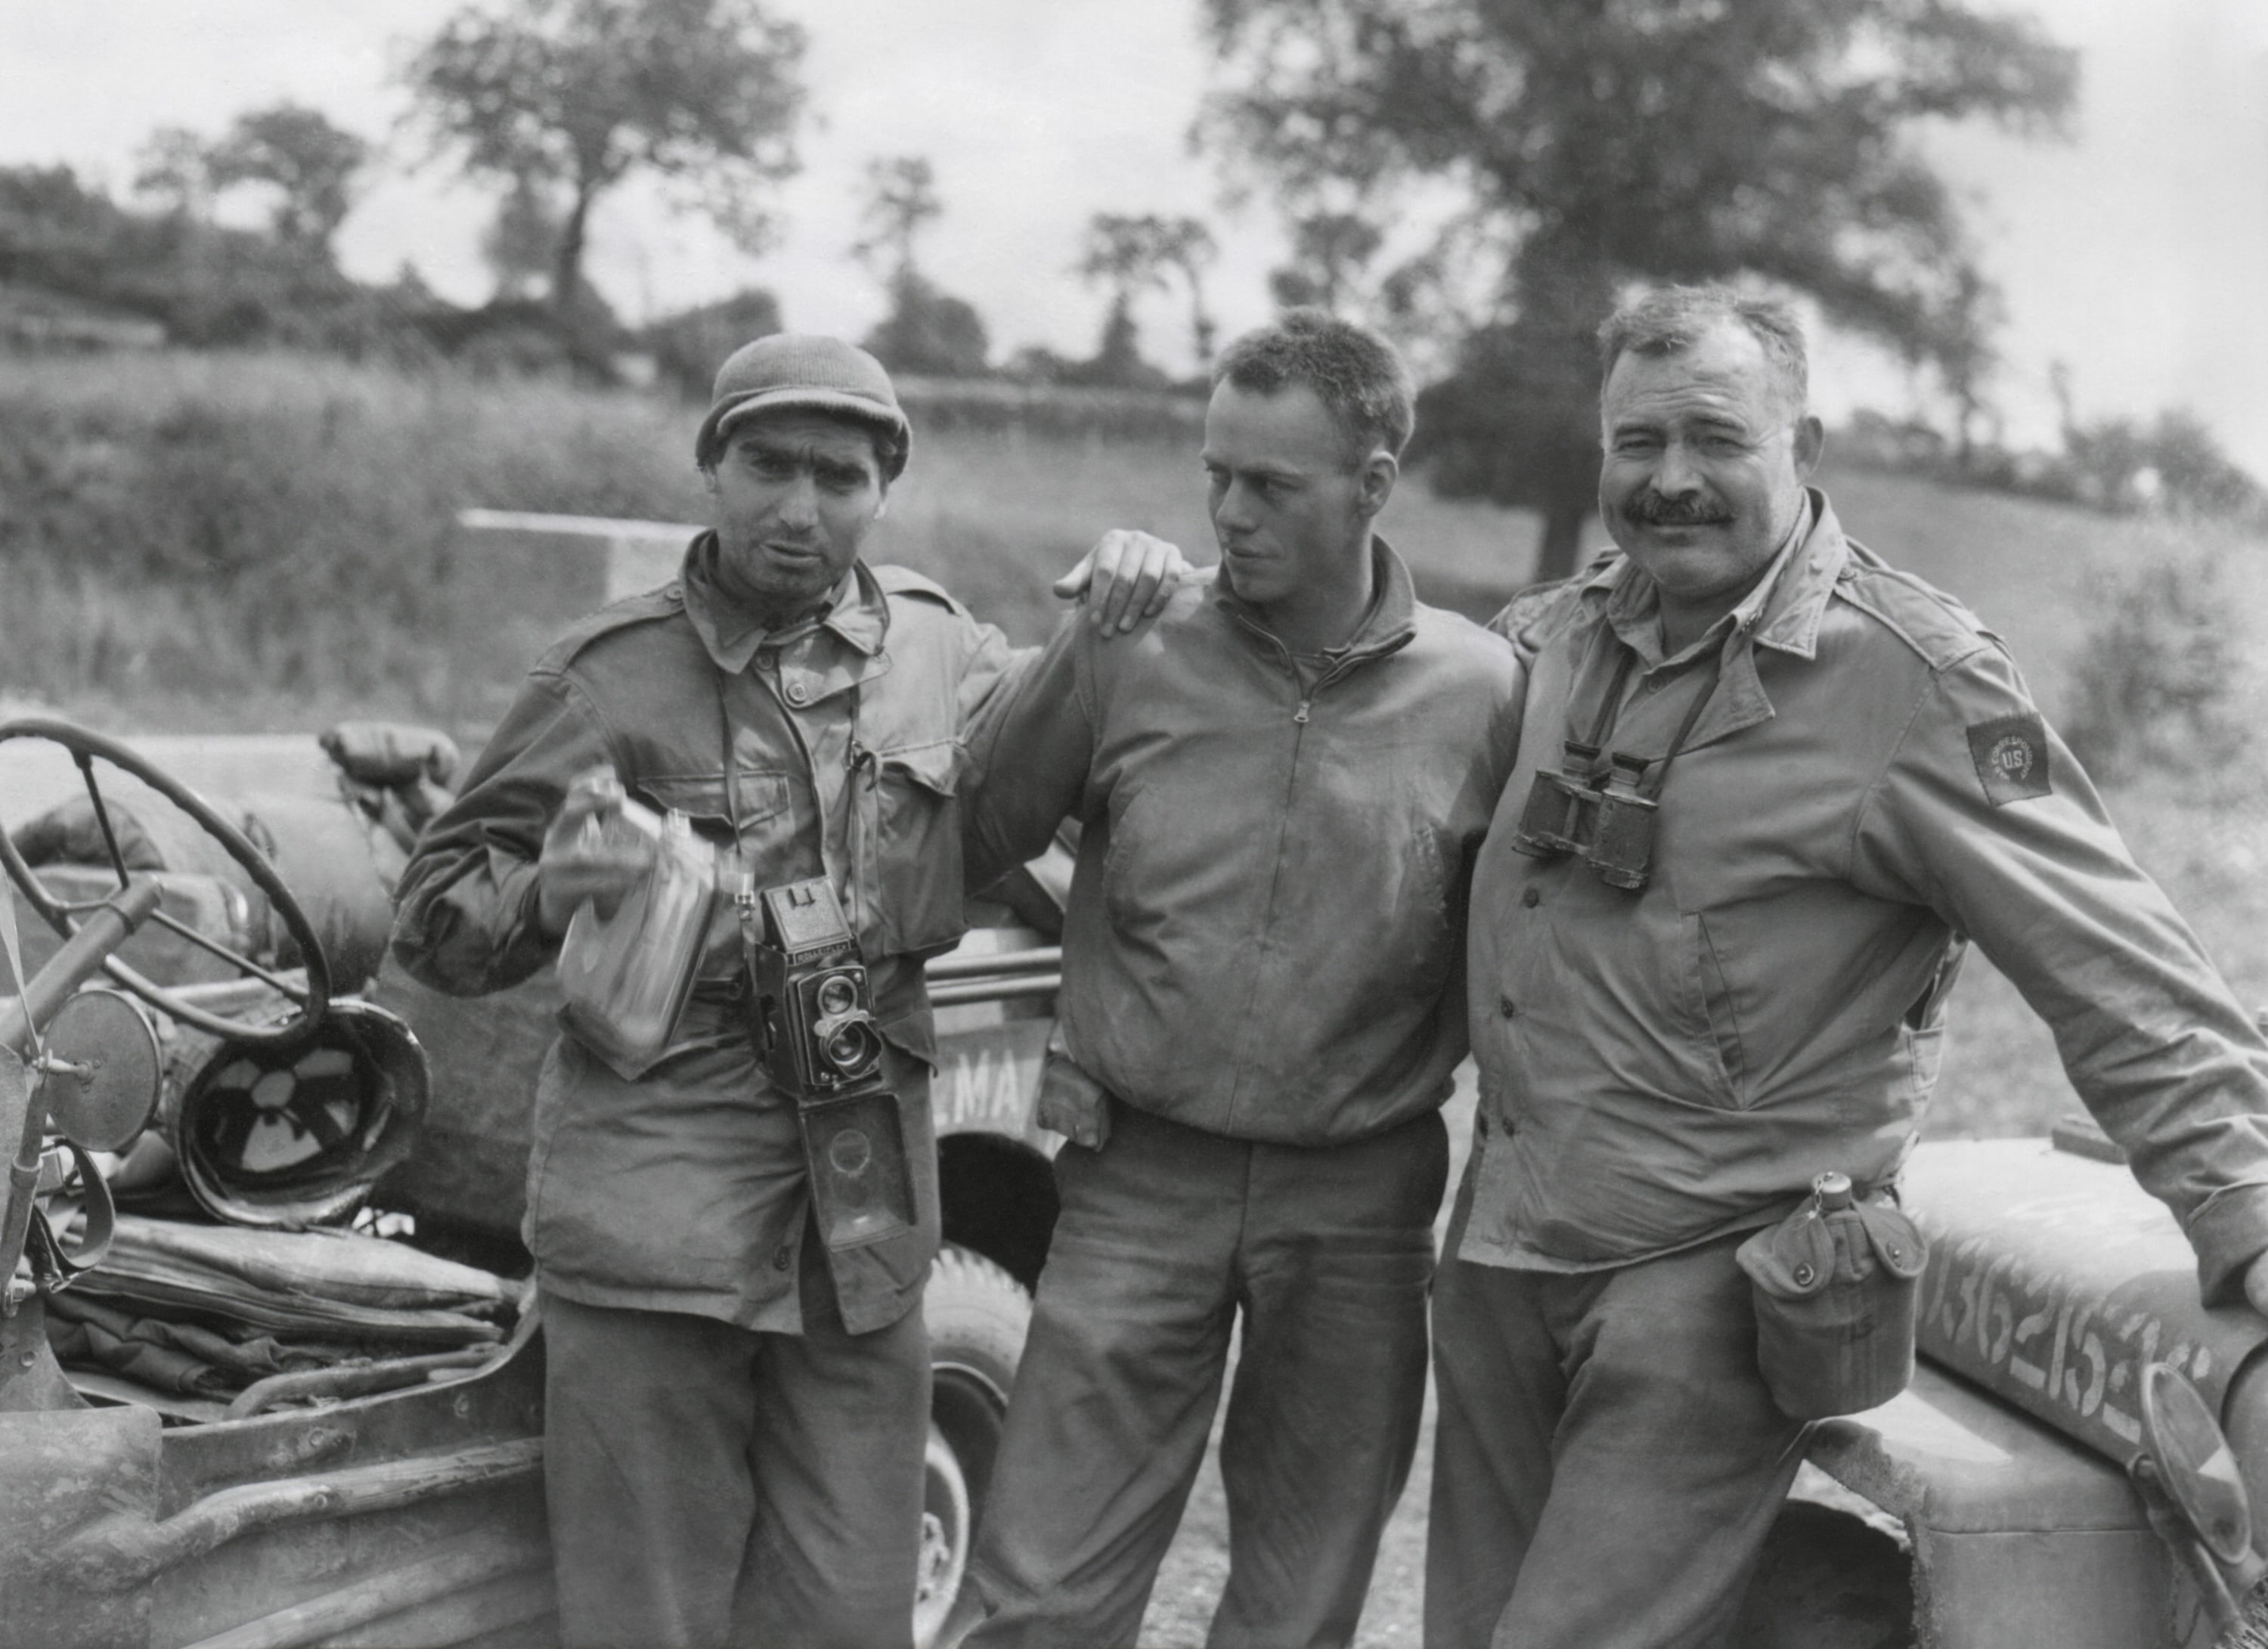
1215, 611, 1401, 1128
1221, 635, 1316, 1131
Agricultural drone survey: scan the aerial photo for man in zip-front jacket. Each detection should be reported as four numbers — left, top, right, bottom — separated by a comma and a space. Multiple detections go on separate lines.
954, 311, 1526, 1649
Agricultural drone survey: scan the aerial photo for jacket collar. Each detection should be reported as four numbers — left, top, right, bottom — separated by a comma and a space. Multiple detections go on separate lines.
1584, 490, 1846, 661
1569, 489, 1851, 756
1212, 535, 1421, 670
680, 531, 891, 674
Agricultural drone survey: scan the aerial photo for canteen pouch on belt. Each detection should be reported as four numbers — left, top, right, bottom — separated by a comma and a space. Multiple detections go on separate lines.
1736, 1173, 1928, 1420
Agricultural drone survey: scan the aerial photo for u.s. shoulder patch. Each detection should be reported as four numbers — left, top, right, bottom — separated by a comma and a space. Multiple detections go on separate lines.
1966, 713, 2053, 805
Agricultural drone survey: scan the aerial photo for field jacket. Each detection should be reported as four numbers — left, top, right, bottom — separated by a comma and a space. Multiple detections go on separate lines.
391, 535, 1024, 1334
965, 541, 1525, 1144
1458, 491, 2268, 1304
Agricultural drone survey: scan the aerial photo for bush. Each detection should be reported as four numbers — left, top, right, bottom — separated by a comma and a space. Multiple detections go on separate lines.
2058, 517, 2259, 789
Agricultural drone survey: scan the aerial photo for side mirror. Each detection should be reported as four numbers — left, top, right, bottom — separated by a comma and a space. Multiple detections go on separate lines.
2133, 1361, 2268, 1642
36, 987, 160, 1153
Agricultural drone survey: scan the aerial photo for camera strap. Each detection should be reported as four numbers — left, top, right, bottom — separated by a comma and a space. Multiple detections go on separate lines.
839, 685, 869, 943
717, 674, 762, 1017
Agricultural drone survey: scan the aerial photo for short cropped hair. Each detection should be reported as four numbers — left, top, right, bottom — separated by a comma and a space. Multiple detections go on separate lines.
1213, 308, 1416, 462
1597, 286, 1809, 418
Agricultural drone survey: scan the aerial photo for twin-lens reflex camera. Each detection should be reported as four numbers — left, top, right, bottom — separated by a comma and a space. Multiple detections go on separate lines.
744, 877, 916, 1254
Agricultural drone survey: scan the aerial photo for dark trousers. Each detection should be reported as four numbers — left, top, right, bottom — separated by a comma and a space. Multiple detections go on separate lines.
965, 1102, 1447, 1649
1424, 1233, 1808, 1649
540, 1243, 930, 1649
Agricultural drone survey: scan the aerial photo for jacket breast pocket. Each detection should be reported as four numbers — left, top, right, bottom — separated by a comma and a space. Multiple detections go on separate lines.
635, 771, 790, 843
868, 739, 965, 957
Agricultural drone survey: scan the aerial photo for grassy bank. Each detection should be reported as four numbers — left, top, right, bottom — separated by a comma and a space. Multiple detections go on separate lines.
0, 352, 698, 730
0, 351, 1545, 731
6, 348, 2267, 1141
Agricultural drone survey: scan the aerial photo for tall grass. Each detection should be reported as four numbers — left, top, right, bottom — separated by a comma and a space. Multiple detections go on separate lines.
0, 352, 704, 730
0, 352, 1544, 729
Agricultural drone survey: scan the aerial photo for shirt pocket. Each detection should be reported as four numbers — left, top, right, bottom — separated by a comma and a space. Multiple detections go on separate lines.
634, 771, 790, 843
866, 738, 965, 956
634, 773, 793, 976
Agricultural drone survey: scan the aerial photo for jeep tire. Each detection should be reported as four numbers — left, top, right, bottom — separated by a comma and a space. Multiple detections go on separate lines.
917, 1244, 1032, 1649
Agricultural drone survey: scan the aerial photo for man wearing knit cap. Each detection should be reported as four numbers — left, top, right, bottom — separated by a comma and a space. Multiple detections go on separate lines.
392, 334, 1182, 1649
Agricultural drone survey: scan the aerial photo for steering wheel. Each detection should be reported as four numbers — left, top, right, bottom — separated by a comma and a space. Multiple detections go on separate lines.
0, 716, 330, 1046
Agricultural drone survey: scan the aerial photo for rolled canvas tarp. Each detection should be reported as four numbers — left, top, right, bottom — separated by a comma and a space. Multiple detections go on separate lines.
67, 1212, 510, 1350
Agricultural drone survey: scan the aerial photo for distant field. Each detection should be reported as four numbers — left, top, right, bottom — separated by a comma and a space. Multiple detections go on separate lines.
5, 348, 2267, 1142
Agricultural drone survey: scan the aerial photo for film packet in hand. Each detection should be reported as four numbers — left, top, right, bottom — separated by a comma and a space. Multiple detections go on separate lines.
557, 786, 716, 1079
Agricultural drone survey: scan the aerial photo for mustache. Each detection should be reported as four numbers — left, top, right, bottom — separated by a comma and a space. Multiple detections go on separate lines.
1625, 492, 1732, 525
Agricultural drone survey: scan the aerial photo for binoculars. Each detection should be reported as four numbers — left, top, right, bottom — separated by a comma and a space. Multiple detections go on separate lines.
1509, 740, 1660, 891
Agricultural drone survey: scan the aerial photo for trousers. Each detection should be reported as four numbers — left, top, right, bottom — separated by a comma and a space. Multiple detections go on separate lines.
1424, 1223, 1808, 1649
964, 1101, 1447, 1649
539, 1232, 930, 1649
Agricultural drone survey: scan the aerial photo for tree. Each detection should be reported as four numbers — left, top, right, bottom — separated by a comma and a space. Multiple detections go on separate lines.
863, 275, 990, 378
2143, 411, 2262, 519
132, 127, 215, 222
643, 286, 784, 398
1075, 212, 1217, 384
850, 156, 942, 285
1198, 0, 2078, 580
850, 156, 990, 377
1077, 214, 1174, 386
1269, 212, 1383, 315
1154, 217, 1220, 367
206, 104, 372, 264
2060, 406, 2263, 519
404, 0, 806, 321
482, 170, 560, 302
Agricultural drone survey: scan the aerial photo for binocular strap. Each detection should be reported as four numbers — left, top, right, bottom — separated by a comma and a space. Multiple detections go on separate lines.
1572, 636, 1730, 800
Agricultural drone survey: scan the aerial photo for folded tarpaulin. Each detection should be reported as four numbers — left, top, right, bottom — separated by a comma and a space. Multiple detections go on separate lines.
45, 1289, 336, 1382
105, 1214, 512, 1313
48, 1316, 231, 1398
69, 1214, 513, 1350
70, 1274, 504, 1349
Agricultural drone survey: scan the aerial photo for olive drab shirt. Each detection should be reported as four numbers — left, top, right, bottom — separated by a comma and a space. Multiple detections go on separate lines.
390, 535, 1024, 1334
1460, 491, 2268, 1305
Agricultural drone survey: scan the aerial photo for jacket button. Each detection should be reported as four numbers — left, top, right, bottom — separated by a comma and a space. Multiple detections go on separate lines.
785, 681, 809, 705
1521, 887, 1541, 909
1498, 994, 1517, 1019
773, 1244, 794, 1271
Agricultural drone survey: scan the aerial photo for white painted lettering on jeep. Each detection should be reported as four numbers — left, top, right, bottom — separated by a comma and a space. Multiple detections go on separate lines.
942, 1048, 1030, 1132
1924, 1235, 2170, 1451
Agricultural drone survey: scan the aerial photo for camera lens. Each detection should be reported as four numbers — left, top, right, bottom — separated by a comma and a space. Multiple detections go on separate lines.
816, 975, 859, 1017
823, 1020, 881, 1074
827, 1128, 872, 1176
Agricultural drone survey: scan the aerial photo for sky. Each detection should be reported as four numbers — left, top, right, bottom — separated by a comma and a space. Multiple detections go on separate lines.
2, 0, 2265, 472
